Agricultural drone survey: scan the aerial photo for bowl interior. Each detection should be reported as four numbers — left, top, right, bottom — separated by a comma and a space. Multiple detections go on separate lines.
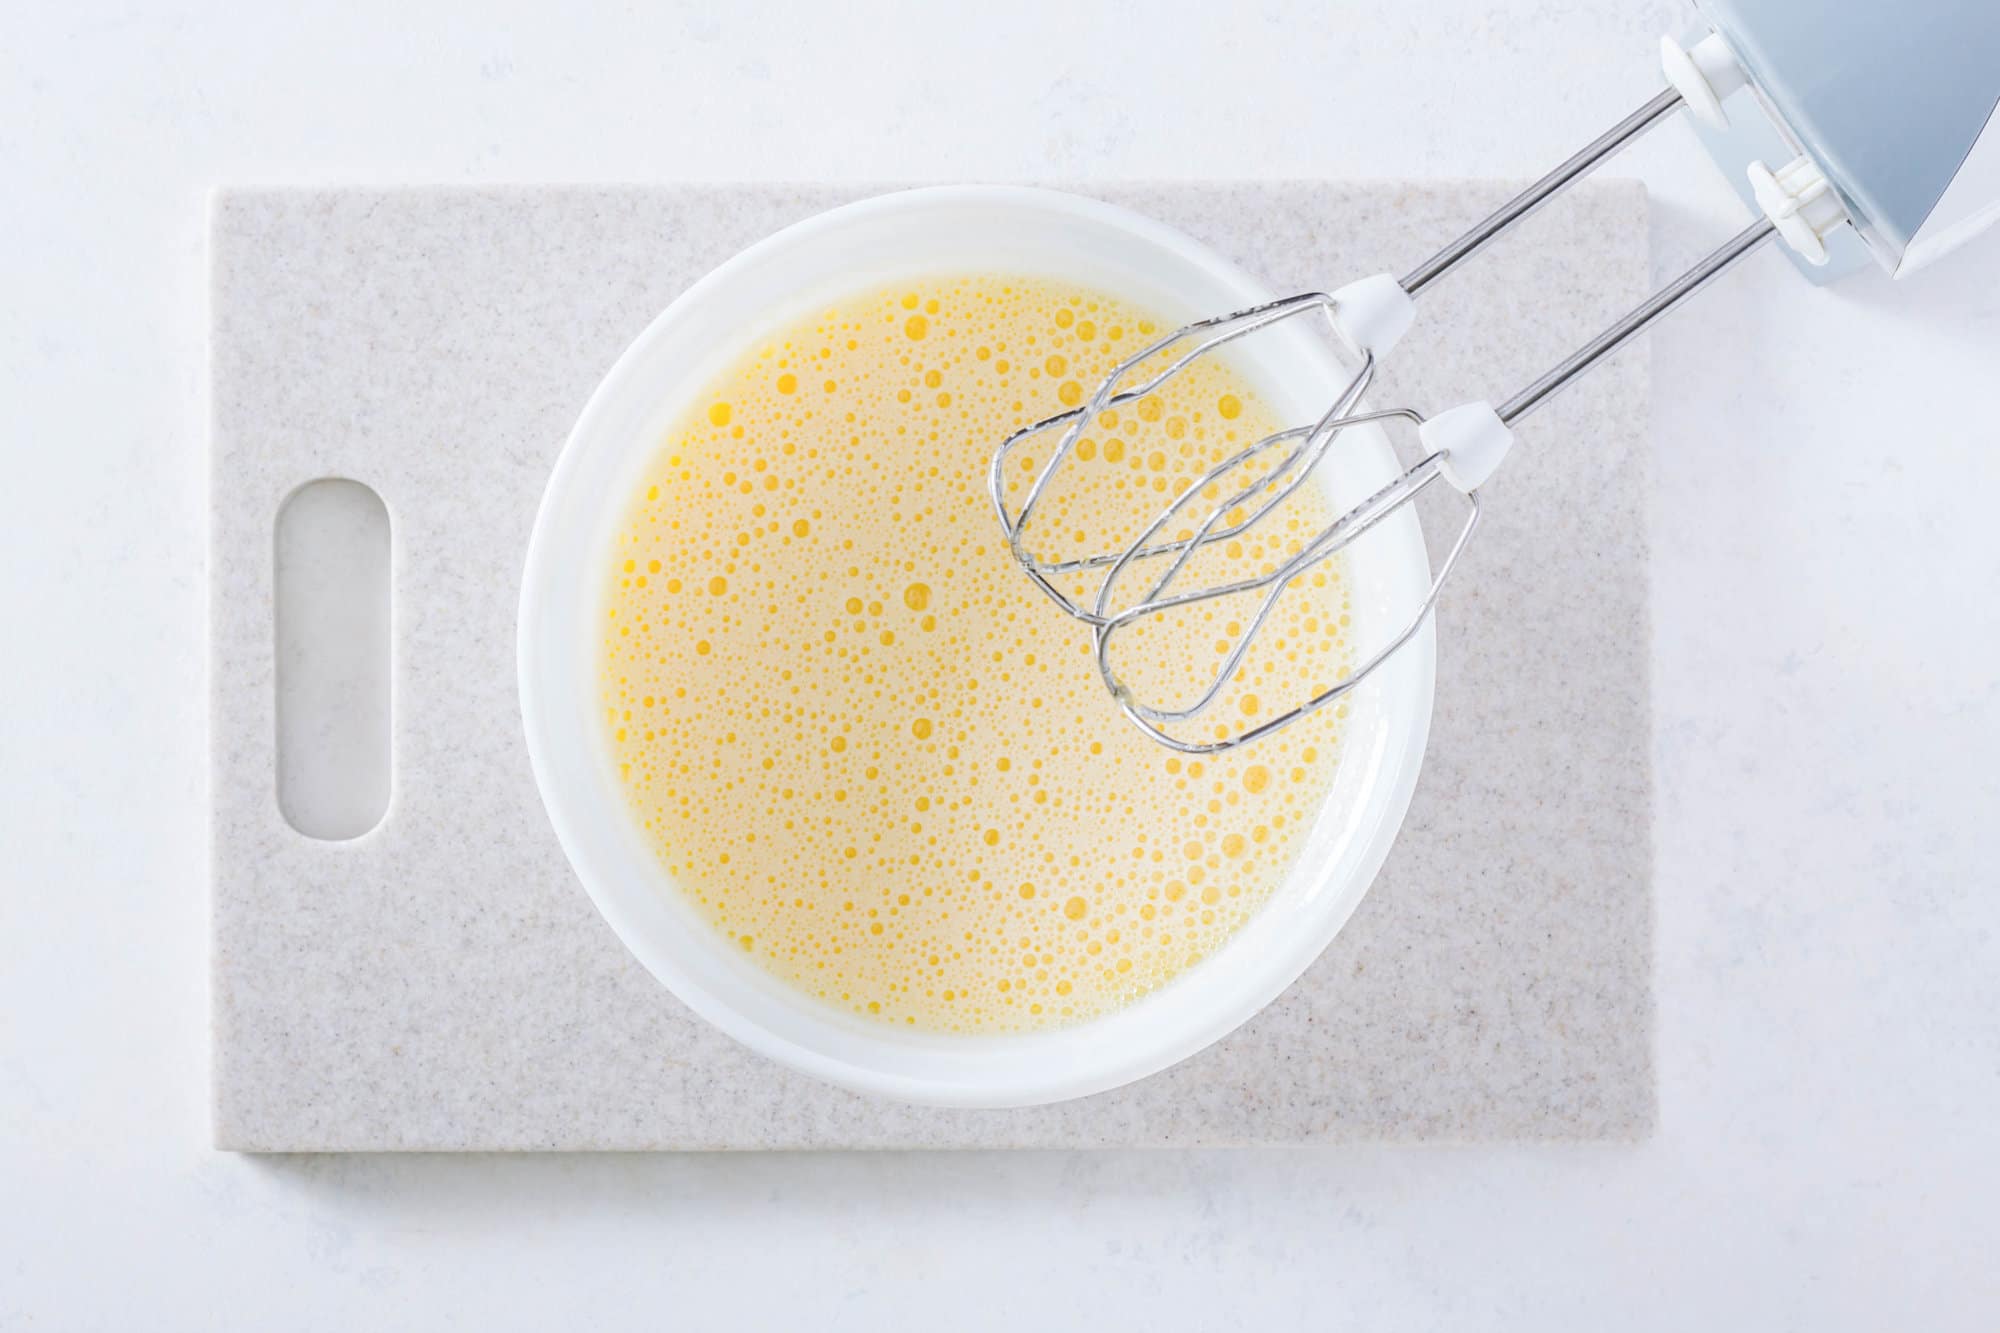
519, 186, 1435, 1107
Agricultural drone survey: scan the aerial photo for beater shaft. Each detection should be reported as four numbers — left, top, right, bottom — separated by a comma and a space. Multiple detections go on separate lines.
994, 74, 1787, 753
1402, 88, 1687, 297
1498, 217, 1776, 423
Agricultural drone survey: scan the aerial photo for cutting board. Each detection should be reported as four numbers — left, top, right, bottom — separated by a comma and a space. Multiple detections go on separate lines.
210, 182, 1653, 1149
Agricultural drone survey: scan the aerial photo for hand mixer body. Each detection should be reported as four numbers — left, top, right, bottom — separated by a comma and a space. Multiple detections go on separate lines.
1694, 0, 2000, 278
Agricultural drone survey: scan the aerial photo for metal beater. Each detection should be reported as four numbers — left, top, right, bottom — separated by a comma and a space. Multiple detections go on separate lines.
991, 3, 2000, 753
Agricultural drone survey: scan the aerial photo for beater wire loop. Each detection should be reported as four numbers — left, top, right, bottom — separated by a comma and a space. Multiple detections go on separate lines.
991, 82, 1774, 751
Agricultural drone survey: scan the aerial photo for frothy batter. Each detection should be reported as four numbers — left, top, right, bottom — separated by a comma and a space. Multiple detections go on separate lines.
599, 275, 1352, 1032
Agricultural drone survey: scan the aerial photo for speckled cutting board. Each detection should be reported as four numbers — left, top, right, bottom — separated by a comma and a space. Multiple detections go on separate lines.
210, 182, 1652, 1150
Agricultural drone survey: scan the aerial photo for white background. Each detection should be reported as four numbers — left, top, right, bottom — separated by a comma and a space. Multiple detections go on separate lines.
4, 0, 1997, 1326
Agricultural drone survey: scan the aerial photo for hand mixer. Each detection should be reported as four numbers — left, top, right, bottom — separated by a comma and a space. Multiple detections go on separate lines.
991, 0, 2000, 754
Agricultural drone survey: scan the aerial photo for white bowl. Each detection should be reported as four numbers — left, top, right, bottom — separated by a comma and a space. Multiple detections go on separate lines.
519, 185, 1435, 1107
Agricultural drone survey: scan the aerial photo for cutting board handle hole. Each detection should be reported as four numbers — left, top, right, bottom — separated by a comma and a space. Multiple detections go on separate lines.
274, 478, 391, 840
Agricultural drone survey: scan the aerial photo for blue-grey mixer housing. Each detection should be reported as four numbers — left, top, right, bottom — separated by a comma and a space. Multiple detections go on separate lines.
1697, 0, 1999, 275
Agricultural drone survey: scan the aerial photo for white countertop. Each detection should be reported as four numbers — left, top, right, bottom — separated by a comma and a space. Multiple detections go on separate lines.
3, 0, 1995, 1326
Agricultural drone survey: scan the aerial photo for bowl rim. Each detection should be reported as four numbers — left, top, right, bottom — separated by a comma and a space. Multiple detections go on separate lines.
518, 183, 1436, 1106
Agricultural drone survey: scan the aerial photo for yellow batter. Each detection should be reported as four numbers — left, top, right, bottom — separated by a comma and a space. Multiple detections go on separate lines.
599, 275, 1352, 1032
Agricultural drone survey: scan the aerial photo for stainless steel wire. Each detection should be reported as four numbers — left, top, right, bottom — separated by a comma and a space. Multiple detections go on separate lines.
991, 86, 1776, 752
